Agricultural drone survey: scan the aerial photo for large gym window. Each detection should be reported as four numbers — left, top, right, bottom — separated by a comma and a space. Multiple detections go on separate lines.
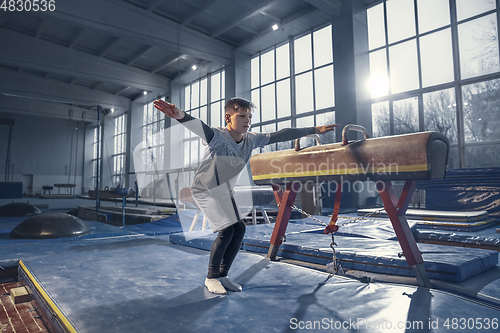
367, 0, 500, 168
250, 24, 336, 153
112, 114, 126, 187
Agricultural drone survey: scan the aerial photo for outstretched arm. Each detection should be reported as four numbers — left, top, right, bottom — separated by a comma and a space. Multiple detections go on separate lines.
267, 124, 339, 145
154, 100, 214, 143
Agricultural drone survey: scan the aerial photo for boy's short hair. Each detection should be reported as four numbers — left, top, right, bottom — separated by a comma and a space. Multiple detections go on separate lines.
224, 97, 256, 115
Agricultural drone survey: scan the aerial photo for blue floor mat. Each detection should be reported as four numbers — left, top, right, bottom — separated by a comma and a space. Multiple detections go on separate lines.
19, 240, 500, 333
123, 214, 186, 235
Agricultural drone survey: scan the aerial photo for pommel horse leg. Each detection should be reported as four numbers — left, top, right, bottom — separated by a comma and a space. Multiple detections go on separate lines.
377, 180, 432, 288
267, 182, 300, 260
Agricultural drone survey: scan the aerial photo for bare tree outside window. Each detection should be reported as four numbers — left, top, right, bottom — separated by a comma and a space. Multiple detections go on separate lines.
372, 101, 390, 137
423, 89, 457, 143
463, 79, 500, 143
393, 98, 419, 135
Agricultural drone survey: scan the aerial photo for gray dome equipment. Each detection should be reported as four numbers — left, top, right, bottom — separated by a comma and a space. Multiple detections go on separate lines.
10, 213, 91, 239
0, 202, 42, 217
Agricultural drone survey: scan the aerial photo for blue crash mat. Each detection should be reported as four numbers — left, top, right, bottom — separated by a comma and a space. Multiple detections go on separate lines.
298, 215, 418, 240
18, 240, 500, 333
357, 208, 489, 222
123, 214, 187, 235
169, 222, 326, 251
171, 222, 497, 282
0, 216, 29, 233
168, 229, 215, 250
415, 219, 498, 232
0, 220, 138, 246
0, 221, 142, 269
416, 229, 500, 251
169, 213, 416, 251
243, 232, 498, 282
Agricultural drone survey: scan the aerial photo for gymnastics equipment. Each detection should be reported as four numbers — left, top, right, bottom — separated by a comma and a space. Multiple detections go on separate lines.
249, 125, 449, 288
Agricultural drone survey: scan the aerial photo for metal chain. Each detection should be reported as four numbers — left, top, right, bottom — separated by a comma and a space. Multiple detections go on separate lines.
327, 233, 345, 276
291, 205, 385, 229
292, 205, 385, 275
336, 207, 386, 228
291, 205, 328, 226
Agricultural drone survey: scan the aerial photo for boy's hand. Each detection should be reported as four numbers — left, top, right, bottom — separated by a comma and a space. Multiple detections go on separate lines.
153, 100, 185, 120
315, 124, 340, 134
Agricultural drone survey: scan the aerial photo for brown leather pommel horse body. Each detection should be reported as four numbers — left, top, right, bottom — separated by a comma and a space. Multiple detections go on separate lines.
249, 125, 449, 288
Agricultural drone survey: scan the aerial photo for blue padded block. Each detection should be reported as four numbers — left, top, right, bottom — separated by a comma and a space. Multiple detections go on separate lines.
416, 229, 500, 249
166, 220, 497, 282
415, 219, 498, 232
243, 233, 498, 282
0, 182, 22, 198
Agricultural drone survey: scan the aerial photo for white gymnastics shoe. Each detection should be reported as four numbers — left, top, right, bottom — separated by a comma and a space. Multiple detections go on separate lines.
220, 276, 242, 292
205, 278, 227, 295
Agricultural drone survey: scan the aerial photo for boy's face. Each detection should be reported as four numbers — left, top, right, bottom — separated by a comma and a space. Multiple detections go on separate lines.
226, 107, 252, 133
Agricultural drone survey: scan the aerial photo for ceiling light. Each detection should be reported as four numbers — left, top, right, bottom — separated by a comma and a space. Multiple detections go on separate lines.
143, 91, 147, 95
272, 24, 279, 31
111, 108, 115, 113
192, 65, 197, 70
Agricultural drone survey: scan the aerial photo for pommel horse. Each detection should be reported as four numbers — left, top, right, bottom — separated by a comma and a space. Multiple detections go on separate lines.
249, 125, 449, 288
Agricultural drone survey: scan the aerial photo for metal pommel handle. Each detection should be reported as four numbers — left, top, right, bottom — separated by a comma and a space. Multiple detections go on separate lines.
342, 124, 369, 145
295, 134, 321, 151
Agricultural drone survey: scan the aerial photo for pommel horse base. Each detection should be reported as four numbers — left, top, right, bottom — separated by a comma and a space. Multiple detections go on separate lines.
250, 125, 450, 288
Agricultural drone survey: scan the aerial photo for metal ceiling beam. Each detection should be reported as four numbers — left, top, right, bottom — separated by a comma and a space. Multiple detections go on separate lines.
35, 19, 46, 39
39, 0, 232, 65
238, 25, 259, 35
0, 67, 130, 113
302, 0, 343, 17
68, 28, 85, 48
126, 45, 154, 66
211, 0, 279, 38
99, 36, 120, 57
259, 11, 281, 24
0, 30, 168, 93
114, 86, 130, 95
147, 0, 164, 12
182, 0, 223, 25
0, 94, 97, 122
236, 6, 320, 51
151, 55, 185, 74
182, 0, 200, 6
93, 82, 104, 90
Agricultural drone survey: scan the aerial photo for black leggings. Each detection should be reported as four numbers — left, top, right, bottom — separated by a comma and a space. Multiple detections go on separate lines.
207, 221, 246, 279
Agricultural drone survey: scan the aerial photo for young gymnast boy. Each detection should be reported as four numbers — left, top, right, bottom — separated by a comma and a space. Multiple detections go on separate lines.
154, 97, 338, 295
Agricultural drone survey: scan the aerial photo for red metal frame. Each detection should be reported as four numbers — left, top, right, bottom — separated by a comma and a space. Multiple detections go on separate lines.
376, 180, 431, 287
267, 182, 300, 260
267, 179, 432, 288
324, 181, 342, 234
